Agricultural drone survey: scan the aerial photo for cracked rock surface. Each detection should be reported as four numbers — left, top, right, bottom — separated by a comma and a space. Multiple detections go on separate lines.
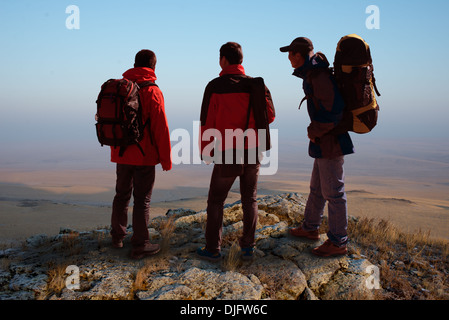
0, 193, 378, 300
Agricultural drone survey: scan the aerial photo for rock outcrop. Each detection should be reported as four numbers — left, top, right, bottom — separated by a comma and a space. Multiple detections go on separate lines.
0, 193, 380, 300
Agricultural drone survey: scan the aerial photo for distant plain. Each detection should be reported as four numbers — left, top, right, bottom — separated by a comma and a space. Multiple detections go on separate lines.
1, 138, 448, 242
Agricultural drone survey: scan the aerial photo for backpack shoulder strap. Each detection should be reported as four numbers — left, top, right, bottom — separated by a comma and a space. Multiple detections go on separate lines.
371, 71, 381, 97
138, 81, 158, 89
299, 67, 332, 111
243, 77, 266, 129
136, 81, 159, 148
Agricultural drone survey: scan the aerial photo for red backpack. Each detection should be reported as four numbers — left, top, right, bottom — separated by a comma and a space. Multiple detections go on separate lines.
95, 78, 157, 156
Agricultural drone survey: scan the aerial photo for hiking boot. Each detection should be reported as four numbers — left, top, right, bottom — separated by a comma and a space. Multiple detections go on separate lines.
241, 247, 255, 261
130, 243, 160, 259
289, 226, 320, 240
196, 247, 222, 262
312, 239, 347, 257
112, 238, 124, 249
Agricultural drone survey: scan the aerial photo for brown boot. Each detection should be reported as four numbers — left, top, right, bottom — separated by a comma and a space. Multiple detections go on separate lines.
130, 243, 160, 259
312, 239, 347, 257
289, 226, 320, 240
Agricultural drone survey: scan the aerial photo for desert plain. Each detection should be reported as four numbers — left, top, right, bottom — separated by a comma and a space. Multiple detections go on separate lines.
0, 138, 448, 244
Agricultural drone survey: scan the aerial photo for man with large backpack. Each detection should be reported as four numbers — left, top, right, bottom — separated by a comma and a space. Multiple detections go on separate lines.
280, 37, 354, 257
97, 49, 172, 259
198, 42, 275, 261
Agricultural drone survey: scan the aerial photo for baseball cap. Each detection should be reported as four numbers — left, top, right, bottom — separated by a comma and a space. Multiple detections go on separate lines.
280, 37, 314, 53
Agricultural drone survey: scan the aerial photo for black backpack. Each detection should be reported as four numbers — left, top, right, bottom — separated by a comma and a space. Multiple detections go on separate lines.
333, 34, 381, 134
244, 77, 273, 152
95, 78, 157, 156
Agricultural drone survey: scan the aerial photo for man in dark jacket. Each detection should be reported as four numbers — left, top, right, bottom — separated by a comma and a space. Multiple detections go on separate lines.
198, 42, 275, 261
280, 37, 354, 257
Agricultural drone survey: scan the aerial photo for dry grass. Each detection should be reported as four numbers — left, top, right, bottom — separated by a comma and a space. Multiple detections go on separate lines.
59, 232, 83, 257
42, 263, 69, 299
132, 258, 170, 292
348, 217, 449, 300
132, 217, 177, 295
222, 241, 241, 272
159, 216, 176, 254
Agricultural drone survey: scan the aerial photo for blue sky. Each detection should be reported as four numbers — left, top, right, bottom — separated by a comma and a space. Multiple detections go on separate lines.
0, 0, 448, 168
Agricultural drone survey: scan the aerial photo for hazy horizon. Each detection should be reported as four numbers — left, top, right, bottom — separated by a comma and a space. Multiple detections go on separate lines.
1, 133, 448, 190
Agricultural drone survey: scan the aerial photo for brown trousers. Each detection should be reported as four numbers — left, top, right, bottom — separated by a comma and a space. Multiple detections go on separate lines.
205, 163, 260, 254
111, 164, 155, 247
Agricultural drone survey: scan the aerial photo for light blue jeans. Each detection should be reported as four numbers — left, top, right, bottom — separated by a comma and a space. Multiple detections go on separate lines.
302, 156, 348, 246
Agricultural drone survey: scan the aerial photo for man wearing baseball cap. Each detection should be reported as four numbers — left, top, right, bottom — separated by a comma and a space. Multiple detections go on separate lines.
280, 37, 314, 56
280, 37, 354, 257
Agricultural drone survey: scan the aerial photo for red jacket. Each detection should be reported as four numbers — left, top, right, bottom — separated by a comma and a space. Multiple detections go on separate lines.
111, 67, 172, 170
200, 65, 275, 161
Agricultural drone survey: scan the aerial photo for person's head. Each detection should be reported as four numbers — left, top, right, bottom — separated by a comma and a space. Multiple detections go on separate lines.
134, 49, 157, 70
219, 42, 243, 69
280, 37, 314, 69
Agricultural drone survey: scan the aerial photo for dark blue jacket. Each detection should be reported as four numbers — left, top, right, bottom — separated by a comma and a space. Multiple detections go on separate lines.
293, 52, 354, 159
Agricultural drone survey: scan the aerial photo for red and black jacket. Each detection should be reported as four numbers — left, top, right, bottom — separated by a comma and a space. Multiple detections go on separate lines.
110, 67, 172, 170
200, 64, 275, 163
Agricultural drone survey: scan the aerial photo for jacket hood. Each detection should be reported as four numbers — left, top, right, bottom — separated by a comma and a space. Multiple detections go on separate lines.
293, 52, 330, 79
122, 67, 157, 83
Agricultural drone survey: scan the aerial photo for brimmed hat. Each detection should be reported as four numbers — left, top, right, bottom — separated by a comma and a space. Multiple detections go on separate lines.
280, 37, 314, 53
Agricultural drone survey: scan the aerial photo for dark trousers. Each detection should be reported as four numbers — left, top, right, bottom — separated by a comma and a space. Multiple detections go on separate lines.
111, 164, 155, 247
303, 156, 348, 246
205, 164, 260, 254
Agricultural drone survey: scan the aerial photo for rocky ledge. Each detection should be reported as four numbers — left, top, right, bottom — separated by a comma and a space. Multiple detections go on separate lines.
0, 193, 380, 300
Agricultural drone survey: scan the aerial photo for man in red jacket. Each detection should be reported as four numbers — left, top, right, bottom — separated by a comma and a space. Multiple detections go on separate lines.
198, 42, 275, 261
110, 49, 172, 259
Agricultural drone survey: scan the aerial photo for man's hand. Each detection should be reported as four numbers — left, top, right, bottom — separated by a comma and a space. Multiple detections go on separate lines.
308, 132, 316, 144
